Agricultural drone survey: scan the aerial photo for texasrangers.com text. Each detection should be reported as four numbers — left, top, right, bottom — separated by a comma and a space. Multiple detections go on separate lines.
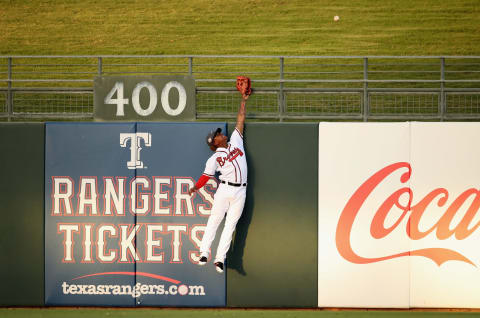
62, 282, 205, 298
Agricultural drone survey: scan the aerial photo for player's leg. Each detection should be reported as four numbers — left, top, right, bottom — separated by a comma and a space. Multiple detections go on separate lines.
199, 185, 230, 259
214, 188, 246, 263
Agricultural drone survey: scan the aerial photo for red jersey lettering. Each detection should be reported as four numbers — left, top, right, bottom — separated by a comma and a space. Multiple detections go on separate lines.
216, 147, 243, 168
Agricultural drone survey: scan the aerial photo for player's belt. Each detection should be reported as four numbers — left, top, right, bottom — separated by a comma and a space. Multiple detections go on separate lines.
220, 180, 247, 187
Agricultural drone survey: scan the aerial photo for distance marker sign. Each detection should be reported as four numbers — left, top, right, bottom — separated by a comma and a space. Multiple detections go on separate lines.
94, 76, 196, 121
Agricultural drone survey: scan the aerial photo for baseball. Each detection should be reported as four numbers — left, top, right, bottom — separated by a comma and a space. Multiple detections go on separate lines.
334, 15, 340, 21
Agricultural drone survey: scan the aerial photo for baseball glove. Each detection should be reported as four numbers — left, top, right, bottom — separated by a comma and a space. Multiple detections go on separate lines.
236, 76, 252, 97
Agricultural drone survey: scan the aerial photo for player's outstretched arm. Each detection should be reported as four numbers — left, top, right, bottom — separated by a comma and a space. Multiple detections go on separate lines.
234, 76, 251, 136
236, 95, 247, 135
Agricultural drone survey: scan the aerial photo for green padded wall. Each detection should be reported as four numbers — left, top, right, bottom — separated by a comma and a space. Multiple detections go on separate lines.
226, 123, 318, 307
0, 123, 45, 306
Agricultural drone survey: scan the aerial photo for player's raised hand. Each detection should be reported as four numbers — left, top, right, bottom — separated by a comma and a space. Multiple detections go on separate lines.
236, 76, 251, 98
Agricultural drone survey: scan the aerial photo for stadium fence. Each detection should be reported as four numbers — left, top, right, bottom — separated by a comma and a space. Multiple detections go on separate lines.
1, 55, 479, 121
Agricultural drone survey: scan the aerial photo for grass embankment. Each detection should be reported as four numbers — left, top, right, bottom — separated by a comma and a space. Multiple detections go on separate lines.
1, 0, 479, 56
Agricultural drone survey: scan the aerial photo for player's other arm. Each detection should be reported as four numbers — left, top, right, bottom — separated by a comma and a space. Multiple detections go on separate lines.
189, 174, 211, 195
235, 95, 248, 136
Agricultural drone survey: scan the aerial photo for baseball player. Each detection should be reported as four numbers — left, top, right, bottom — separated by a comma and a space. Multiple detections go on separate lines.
189, 78, 250, 273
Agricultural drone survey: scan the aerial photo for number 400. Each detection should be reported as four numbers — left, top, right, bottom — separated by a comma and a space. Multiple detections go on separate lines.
104, 81, 187, 117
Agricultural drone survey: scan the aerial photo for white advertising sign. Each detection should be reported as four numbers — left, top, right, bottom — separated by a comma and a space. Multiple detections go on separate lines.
318, 122, 480, 308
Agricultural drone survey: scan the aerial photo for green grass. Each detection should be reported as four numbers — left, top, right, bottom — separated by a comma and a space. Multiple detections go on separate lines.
1, 0, 479, 121
0, 309, 478, 318
1, 0, 479, 56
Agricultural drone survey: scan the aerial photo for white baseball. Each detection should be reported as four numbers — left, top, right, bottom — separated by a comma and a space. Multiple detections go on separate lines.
334, 15, 340, 21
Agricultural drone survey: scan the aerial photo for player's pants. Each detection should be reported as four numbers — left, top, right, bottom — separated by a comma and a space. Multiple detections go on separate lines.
200, 183, 246, 263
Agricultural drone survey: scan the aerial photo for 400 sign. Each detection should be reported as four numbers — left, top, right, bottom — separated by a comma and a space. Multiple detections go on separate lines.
94, 76, 196, 121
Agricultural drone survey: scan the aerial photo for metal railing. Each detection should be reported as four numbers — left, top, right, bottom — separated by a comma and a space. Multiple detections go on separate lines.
1, 55, 480, 121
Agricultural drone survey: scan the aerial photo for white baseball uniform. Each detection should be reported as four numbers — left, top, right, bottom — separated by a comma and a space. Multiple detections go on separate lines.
199, 127, 247, 263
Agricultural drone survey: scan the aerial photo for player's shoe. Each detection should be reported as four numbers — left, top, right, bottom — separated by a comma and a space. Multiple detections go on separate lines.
214, 261, 224, 273
198, 256, 208, 266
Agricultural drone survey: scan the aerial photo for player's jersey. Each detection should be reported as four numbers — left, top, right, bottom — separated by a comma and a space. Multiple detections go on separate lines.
202, 128, 247, 184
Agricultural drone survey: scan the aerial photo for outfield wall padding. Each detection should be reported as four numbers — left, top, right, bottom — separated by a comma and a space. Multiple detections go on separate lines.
226, 123, 318, 308
0, 123, 45, 306
0, 122, 318, 308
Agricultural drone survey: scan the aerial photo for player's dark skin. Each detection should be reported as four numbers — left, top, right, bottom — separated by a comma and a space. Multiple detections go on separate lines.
212, 132, 228, 149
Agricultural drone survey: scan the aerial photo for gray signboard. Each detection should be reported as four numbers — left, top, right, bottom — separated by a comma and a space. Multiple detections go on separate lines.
94, 76, 196, 121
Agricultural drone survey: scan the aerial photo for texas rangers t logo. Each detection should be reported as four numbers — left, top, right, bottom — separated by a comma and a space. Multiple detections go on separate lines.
119, 132, 152, 169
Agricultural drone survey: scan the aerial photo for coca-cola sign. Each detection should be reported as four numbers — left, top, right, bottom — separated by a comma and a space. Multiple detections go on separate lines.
318, 122, 480, 308
336, 161, 477, 267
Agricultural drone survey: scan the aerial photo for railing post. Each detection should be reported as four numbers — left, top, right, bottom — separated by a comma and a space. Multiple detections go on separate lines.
188, 57, 193, 76
190, 57, 196, 120
97, 57, 103, 76
363, 57, 368, 122
7, 57, 12, 122
279, 57, 285, 122
440, 57, 445, 121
